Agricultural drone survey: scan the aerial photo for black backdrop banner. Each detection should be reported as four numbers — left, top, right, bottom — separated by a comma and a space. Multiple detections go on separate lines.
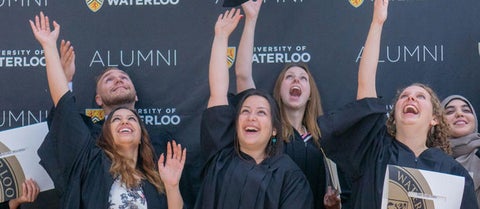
1, 0, 480, 208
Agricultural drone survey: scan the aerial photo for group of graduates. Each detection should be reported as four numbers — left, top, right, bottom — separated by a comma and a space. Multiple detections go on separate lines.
1, 0, 480, 208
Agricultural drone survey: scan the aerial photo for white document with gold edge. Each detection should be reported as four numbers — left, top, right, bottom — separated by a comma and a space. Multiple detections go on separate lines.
381, 164, 464, 209
0, 122, 54, 202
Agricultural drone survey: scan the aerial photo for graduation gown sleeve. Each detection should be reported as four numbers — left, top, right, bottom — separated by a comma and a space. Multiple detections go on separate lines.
37, 91, 95, 195
200, 105, 236, 166
318, 98, 388, 176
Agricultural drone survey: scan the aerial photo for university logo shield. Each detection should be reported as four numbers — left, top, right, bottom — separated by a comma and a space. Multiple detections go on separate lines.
86, 0, 104, 12
385, 166, 434, 209
227, 47, 236, 69
349, 0, 363, 8
86, 109, 105, 123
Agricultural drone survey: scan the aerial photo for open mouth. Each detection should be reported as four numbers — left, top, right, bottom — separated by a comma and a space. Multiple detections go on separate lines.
119, 127, 133, 133
245, 126, 259, 133
403, 105, 418, 114
289, 86, 302, 97
453, 120, 468, 125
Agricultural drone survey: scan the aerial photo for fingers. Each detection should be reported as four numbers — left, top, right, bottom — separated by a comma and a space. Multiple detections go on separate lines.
52, 20, 60, 32
217, 13, 224, 21
175, 140, 186, 163
221, 8, 239, 21
31, 180, 39, 201
181, 146, 187, 165
61, 41, 75, 61
226, 8, 235, 19
66, 46, 75, 63
229, 8, 240, 19
25, 179, 37, 201
40, 12, 46, 31
21, 181, 27, 199
218, 8, 233, 21
35, 14, 40, 31
161, 140, 186, 166
29, 20, 37, 33
26, 180, 33, 201
20, 179, 39, 203
168, 140, 186, 163
158, 153, 165, 169
60, 40, 67, 54
30, 12, 60, 36
172, 140, 178, 160
323, 186, 341, 208
166, 141, 172, 159
60, 40, 69, 60
45, 16, 51, 32
171, 140, 181, 161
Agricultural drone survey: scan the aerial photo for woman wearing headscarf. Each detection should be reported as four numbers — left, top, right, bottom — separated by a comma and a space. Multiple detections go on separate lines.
442, 95, 480, 206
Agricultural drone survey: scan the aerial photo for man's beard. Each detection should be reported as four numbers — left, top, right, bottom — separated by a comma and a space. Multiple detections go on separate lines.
101, 91, 136, 107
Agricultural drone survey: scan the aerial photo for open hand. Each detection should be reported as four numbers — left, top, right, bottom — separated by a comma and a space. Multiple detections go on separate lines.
29, 11, 60, 48
158, 140, 186, 189
214, 8, 243, 37
60, 40, 76, 82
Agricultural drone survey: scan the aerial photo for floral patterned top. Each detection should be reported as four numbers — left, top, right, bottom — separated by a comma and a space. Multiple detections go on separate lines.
109, 177, 147, 209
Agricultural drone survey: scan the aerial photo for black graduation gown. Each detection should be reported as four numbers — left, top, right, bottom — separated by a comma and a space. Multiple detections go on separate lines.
284, 131, 329, 209
38, 91, 167, 209
318, 97, 478, 209
195, 105, 314, 209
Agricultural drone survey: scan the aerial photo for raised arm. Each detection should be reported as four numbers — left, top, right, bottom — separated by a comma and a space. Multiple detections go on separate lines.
208, 8, 243, 108
158, 140, 186, 209
29, 12, 68, 106
235, 0, 262, 92
60, 40, 76, 83
356, 0, 388, 100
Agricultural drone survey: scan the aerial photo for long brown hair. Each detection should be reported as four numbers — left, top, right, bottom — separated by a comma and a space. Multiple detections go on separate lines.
97, 107, 165, 193
386, 83, 451, 154
273, 62, 323, 147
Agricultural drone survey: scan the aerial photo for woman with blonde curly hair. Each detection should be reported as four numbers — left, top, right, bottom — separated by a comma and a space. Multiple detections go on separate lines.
318, 0, 477, 208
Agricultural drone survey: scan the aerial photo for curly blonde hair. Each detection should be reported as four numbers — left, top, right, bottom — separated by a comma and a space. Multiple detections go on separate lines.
386, 83, 451, 154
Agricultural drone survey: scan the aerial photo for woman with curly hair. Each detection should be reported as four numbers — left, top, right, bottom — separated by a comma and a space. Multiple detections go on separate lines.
318, 0, 478, 208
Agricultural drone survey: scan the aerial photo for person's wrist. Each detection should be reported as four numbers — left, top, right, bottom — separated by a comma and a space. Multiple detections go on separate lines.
164, 183, 180, 193
8, 198, 20, 209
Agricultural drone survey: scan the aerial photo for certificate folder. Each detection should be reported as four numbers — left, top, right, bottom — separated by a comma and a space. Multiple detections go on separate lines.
0, 122, 54, 202
381, 164, 464, 209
